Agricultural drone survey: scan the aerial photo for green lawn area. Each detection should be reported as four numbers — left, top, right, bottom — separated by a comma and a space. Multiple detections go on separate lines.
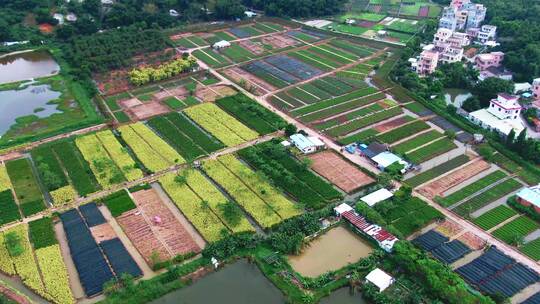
162, 96, 185, 110
327, 23, 370, 36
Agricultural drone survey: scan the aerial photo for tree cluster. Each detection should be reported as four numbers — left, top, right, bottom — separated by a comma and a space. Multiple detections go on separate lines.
63, 25, 170, 77
129, 57, 197, 86
504, 129, 540, 164
242, 0, 347, 18
388, 241, 495, 304
478, 0, 540, 82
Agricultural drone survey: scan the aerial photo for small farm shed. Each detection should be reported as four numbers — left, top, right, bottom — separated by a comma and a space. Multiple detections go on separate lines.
360, 142, 387, 159
244, 11, 257, 18
360, 188, 393, 207
289, 134, 325, 154
213, 40, 231, 49
371, 151, 408, 171
334, 203, 354, 216
365, 268, 395, 292
516, 185, 540, 213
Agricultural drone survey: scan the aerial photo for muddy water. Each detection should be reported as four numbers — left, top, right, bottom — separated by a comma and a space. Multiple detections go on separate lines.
151, 259, 284, 304
288, 226, 374, 278
320, 287, 367, 304
0, 51, 59, 84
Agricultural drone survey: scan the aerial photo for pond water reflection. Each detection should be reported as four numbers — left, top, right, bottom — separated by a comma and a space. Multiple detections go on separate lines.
0, 83, 61, 136
0, 51, 59, 84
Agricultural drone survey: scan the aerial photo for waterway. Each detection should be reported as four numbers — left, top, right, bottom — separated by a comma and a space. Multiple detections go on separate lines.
0, 50, 59, 84
151, 259, 285, 304
444, 88, 472, 107
320, 287, 367, 304
288, 225, 374, 278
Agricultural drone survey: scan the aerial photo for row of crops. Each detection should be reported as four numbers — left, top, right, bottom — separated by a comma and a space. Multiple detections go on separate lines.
237, 141, 343, 210
200, 155, 302, 229
457, 247, 539, 297
0, 93, 273, 229
413, 230, 471, 264
0, 218, 73, 304
373, 197, 443, 237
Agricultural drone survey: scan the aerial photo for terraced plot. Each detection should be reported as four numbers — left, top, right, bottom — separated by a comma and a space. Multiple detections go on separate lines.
376, 120, 431, 144
473, 205, 518, 231
5, 158, 46, 217
453, 178, 522, 217
184, 103, 259, 147
118, 123, 184, 173
492, 216, 539, 245
436, 171, 507, 207
405, 137, 457, 164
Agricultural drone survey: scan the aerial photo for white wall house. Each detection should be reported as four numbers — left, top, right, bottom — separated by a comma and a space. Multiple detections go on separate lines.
469, 93, 525, 136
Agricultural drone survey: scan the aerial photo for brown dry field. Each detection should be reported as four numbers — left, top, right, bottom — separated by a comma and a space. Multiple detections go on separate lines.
239, 40, 265, 55
308, 150, 374, 193
374, 116, 410, 132
195, 84, 236, 102
125, 101, 170, 121
90, 223, 117, 243
418, 159, 491, 199
223, 67, 276, 95
132, 189, 200, 255
262, 34, 300, 49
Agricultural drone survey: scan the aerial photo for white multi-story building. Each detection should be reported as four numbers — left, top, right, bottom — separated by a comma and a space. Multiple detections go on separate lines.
533, 78, 540, 101
439, 7, 457, 31
469, 93, 525, 136
477, 25, 497, 44
463, 3, 486, 29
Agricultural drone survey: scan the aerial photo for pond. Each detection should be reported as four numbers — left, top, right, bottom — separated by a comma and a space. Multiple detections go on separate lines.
444, 88, 472, 107
0, 83, 62, 136
0, 50, 60, 84
320, 287, 367, 304
288, 225, 374, 278
151, 259, 285, 304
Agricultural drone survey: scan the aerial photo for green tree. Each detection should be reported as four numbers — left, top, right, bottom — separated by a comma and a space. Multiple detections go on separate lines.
473, 78, 514, 107
462, 96, 481, 112
506, 129, 516, 147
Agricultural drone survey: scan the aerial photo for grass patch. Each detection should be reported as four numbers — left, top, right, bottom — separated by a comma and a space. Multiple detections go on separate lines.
102, 190, 137, 217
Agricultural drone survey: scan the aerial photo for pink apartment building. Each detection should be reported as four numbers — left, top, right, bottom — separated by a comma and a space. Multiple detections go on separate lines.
418, 50, 439, 76
475, 52, 504, 71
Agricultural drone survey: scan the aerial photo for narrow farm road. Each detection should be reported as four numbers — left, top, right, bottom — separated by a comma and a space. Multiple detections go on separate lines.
0, 133, 278, 233
196, 52, 383, 175
414, 191, 540, 274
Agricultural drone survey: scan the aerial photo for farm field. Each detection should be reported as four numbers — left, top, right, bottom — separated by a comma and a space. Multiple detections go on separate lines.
376, 120, 431, 144
118, 122, 184, 173
238, 141, 342, 210
521, 238, 540, 260
392, 130, 444, 154
492, 216, 539, 245
113, 187, 201, 265
405, 137, 457, 164
374, 196, 443, 237
473, 205, 518, 231
453, 178, 522, 217
418, 159, 491, 200
404, 154, 471, 188
184, 103, 259, 147
308, 151, 374, 193
5, 158, 46, 217
436, 171, 508, 207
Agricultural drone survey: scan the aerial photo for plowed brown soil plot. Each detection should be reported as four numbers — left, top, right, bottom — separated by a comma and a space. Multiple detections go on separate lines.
458, 231, 486, 250
435, 219, 463, 238
262, 34, 300, 49
117, 189, 200, 266
90, 223, 117, 243
308, 151, 374, 193
418, 159, 490, 199
125, 101, 170, 121
195, 84, 236, 102
374, 116, 409, 132
239, 40, 265, 55
223, 67, 276, 95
